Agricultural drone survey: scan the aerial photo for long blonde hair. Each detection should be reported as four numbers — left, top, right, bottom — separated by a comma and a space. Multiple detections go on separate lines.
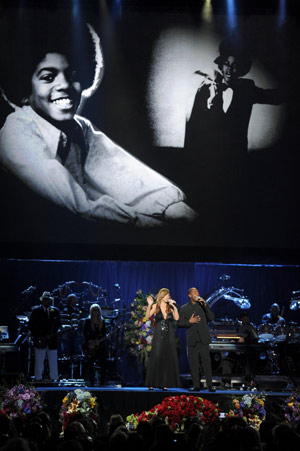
89, 303, 103, 330
155, 288, 172, 314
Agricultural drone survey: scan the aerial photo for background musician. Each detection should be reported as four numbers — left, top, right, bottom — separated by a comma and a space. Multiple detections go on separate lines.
238, 312, 259, 385
63, 293, 81, 316
262, 303, 286, 325
238, 312, 259, 344
83, 304, 107, 386
61, 293, 82, 359
28, 291, 61, 381
222, 312, 258, 388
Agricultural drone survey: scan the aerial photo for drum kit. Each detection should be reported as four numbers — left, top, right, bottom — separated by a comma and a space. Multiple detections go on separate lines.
257, 322, 300, 344
256, 321, 300, 375
58, 313, 85, 359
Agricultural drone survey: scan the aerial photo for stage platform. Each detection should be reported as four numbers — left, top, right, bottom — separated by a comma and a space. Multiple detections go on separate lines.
35, 380, 295, 425
0, 368, 297, 426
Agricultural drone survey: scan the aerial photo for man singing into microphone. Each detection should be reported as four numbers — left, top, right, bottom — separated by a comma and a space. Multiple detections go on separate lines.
178, 287, 215, 392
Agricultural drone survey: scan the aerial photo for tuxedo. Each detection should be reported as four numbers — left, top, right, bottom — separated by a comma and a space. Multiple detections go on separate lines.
185, 78, 283, 155
179, 300, 214, 389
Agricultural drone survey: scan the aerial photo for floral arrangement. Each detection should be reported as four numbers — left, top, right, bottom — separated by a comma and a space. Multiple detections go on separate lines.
227, 393, 266, 429
283, 390, 300, 428
123, 290, 156, 365
60, 389, 98, 430
0, 384, 43, 418
126, 394, 220, 432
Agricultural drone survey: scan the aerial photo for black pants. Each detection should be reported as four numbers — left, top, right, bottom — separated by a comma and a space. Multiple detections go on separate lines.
222, 350, 257, 384
187, 342, 213, 388
84, 347, 107, 386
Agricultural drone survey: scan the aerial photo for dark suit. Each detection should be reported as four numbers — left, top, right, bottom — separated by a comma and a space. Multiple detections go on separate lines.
179, 301, 214, 388
29, 305, 61, 349
185, 78, 283, 155
28, 305, 61, 380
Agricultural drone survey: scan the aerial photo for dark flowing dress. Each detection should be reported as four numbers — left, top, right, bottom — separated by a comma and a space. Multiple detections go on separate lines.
145, 310, 181, 388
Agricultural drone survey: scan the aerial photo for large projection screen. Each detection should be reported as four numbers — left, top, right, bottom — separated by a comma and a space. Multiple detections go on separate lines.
0, 1, 299, 259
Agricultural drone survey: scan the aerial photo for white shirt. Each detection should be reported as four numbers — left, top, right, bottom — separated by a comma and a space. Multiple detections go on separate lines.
0, 106, 186, 227
222, 87, 233, 113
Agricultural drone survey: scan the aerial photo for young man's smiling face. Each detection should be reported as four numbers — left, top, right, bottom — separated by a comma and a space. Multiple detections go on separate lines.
29, 53, 82, 126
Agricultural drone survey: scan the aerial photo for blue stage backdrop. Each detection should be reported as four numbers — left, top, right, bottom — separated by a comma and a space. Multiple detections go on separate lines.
1, 258, 300, 382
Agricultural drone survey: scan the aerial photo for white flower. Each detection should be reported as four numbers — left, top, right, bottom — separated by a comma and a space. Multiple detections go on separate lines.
74, 389, 91, 402
242, 394, 253, 408
146, 335, 153, 344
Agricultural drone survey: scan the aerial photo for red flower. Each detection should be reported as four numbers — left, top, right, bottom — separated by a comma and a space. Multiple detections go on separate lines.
131, 395, 219, 432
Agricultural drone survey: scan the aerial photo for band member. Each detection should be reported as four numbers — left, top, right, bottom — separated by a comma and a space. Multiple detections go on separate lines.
60, 293, 82, 358
28, 291, 61, 381
83, 304, 107, 386
222, 312, 258, 387
63, 293, 81, 316
261, 303, 286, 325
144, 288, 181, 390
178, 287, 215, 392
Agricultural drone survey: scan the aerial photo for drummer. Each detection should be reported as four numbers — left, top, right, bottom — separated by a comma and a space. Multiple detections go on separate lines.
63, 294, 81, 316
261, 303, 286, 325
60, 293, 82, 360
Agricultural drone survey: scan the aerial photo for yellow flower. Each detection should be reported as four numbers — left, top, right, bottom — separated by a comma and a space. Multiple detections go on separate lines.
68, 401, 79, 413
62, 396, 68, 404
288, 402, 294, 408
90, 398, 96, 408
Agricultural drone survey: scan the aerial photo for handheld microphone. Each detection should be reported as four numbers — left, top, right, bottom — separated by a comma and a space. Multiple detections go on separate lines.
167, 299, 177, 309
197, 296, 205, 305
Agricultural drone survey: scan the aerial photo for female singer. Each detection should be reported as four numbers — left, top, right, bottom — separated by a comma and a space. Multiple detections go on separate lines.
144, 288, 181, 390
83, 304, 107, 386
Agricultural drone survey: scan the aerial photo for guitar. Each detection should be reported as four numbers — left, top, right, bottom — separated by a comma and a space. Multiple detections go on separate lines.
34, 328, 65, 348
82, 327, 120, 359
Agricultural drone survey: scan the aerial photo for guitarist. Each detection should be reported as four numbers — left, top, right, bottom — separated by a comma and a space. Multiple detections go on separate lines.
83, 304, 107, 386
28, 291, 61, 381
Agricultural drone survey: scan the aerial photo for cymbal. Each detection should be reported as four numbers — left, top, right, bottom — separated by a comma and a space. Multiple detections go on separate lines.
16, 315, 29, 321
